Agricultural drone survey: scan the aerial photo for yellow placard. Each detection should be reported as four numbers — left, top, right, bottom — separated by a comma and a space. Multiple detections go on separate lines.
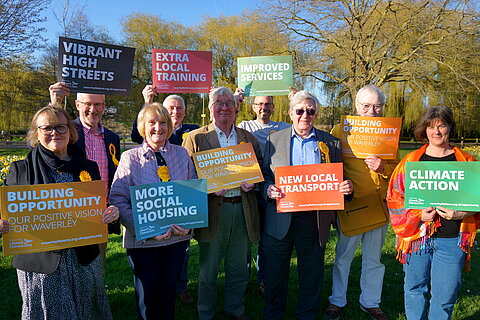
1, 180, 107, 256
192, 143, 264, 193
340, 115, 402, 159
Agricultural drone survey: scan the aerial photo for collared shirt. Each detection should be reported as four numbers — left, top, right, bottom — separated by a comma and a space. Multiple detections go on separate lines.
237, 120, 290, 154
82, 122, 109, 194
290, 126, 320, 166
214, 124, 241, 197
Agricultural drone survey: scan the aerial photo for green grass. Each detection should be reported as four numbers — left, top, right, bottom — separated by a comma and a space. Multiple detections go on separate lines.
1, 228, 480, 319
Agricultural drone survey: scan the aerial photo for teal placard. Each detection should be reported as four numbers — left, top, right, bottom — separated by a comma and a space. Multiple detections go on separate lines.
237, 55, 292, 96
130, 179, 208, 240
405, 162, 480, 211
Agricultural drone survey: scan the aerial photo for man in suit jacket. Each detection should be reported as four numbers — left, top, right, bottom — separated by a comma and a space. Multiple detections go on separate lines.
262, 90, 353, 320
49, 83, 121, 257
182, 87, 262, 320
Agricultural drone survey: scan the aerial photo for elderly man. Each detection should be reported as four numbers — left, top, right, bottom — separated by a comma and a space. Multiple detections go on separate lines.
325, 85, 399, 320
263, 90, 353, 320
49, 82, 121, 263
131, 85, 199, 145
236, 93, 290, 294
182, 87, 262, 320
130, 85, 199, 304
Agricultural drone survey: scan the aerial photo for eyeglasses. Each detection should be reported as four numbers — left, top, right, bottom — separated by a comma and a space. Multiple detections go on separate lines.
253, 102, 274, 108
357, 101, 383, 112
37, 124, 69, 135
295, 108, 316, 116
78, 101, 105, 108
213, 101, 236, 108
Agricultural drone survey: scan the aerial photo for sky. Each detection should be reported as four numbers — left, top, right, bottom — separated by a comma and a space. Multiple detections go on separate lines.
41, 0, 257, 45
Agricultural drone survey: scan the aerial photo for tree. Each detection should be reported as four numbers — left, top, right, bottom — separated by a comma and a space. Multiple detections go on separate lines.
0, 0, 50, 57
263, 0, 480, 110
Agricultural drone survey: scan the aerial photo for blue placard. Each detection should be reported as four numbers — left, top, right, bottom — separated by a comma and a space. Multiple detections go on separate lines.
129, 179, 208, 240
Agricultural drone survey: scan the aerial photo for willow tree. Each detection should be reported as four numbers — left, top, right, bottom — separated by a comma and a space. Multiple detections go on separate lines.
263, 0, 480, 113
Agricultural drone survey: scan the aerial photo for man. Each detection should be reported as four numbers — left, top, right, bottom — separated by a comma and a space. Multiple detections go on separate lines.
262, 90, 353, 320
235, 93, 290, 294
49, 82, 121, 261
182, 87, 262, 320
325, 85, 399, 320
131, 85, 199, 145
130, 84, 199, 305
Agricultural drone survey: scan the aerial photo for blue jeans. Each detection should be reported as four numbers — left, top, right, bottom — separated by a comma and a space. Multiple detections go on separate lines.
403, 236, 465, 320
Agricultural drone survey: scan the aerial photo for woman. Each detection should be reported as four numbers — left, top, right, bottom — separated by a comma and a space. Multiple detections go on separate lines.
109, 102, 196, 320
387, 106, 480, 320
0, 105, 118, 319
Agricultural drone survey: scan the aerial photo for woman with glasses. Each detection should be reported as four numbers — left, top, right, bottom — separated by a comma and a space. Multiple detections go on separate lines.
0, 105, 118, 319
387, 106, 479, 319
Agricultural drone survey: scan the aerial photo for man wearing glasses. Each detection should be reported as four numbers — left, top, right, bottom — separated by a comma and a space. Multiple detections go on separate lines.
183, 87, 262, 320
325, 85, 398, 320
48, 82, 121, 253
262, 90, 353, 320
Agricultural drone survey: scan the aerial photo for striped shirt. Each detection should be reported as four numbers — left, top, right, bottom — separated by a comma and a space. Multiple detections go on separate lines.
82, 123, 109, 194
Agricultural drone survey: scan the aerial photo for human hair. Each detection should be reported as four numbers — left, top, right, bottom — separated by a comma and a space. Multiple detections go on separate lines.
163, 95, 185, 108
27, 105, 78, 147
289, 90, 319, 110
356, 85, 385, 104
137, 103, 173, 140
414, 106, 456, 141
208, 87, 236, 110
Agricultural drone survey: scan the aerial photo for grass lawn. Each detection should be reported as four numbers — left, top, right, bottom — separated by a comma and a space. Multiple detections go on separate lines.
1, 147, 480, 319
1, 227, 480, 319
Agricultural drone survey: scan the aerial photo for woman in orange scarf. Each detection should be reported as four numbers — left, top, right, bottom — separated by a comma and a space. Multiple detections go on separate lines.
387, 106, 479, 320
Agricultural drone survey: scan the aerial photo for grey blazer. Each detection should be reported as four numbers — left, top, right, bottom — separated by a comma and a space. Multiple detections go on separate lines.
262, 127, 345, 247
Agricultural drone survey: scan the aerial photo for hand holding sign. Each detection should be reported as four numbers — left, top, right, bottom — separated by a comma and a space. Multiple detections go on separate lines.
0, 219, 10, 234
142, 85, 157, 104
49, 82, 71, 105
364, 155, 385, 174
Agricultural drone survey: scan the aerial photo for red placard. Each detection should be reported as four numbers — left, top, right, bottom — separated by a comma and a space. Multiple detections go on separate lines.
152, 49, 212, 93
275, 163, 344, 212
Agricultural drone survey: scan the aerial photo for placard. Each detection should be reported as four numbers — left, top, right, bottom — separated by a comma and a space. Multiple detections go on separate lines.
405, 161, 480, 211
57, 37, 135, 95
152, 49, 212, 93
340, 115, 401, 159
193, 143, 264, 193
237, 55, 292, 96
130, 179, 208, 241
275, 163, 344, 212
1, 181, 107, 256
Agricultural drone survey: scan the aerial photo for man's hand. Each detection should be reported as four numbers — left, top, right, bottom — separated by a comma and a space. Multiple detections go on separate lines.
49, 82, 70, 106
234, 88, 245, 105
142, 85, 157, 104
421, 207, 437, 222
365, 156, 385, 174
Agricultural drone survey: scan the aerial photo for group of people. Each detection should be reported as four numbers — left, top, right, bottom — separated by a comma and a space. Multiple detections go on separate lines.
0, 81, 478, 320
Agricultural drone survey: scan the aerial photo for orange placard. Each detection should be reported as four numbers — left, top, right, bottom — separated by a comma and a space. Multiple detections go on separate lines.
340, 115, 401, 159
192, 143, 264, 193
275, 163, 344, 212
0, 181, 107, 256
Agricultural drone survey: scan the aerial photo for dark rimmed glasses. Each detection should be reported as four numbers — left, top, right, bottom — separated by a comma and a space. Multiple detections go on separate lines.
37, 124, 69, 135
295, 108, 316, 116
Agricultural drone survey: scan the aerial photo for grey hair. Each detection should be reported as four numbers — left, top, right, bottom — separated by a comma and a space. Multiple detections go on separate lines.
208, 87, 236, 110
163, 94, 185, 107
356, 85, 385, 104
289, 90, 320, 110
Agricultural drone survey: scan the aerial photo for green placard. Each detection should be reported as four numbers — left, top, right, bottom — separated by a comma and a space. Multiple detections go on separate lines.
237, 55, 292, 96
405, 161, 480, 211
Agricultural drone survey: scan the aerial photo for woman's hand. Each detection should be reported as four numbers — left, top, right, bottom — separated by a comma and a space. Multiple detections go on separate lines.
436, 206, 477, 220
267, 184, 285, 199
234, 88, 245, 105
171, 224, 190, 237
0, 219, 10, 235
421, 207, 437, 221
142, 85, 157, 104
152, 229, 172, 241
339, 179, 353, 195
102, 205, 120, 224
